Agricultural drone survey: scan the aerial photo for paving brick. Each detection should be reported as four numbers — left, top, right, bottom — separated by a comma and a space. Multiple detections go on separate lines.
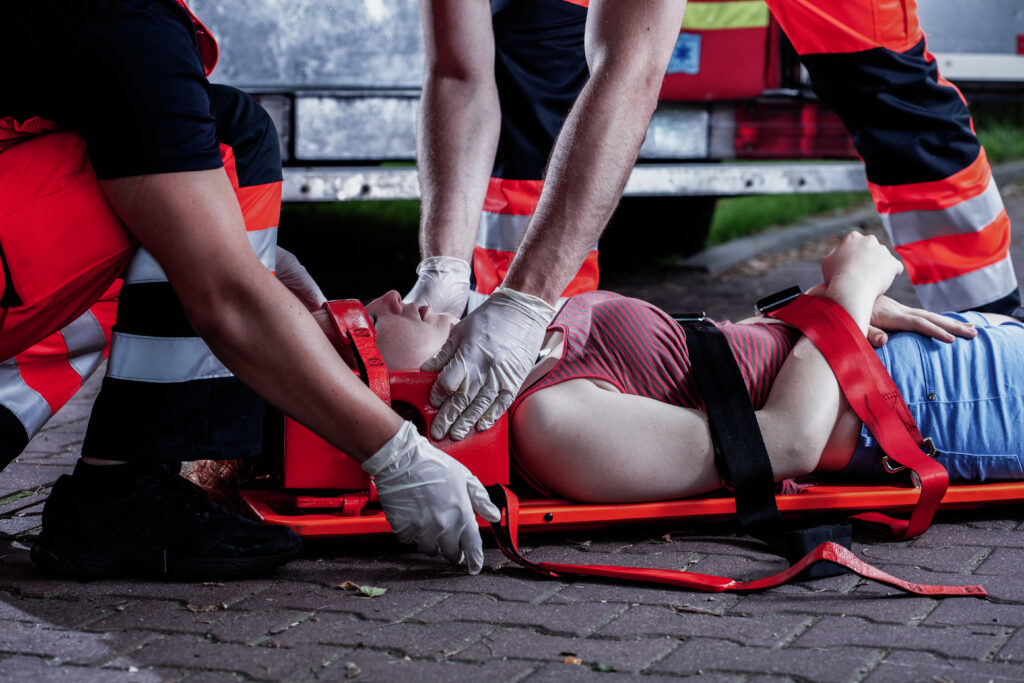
0, 593, 130, 629
105, 636, 340, 680
793, 615, 1008, 658
268, 552, 408, 583
546, 582, 739, 611
867, 650, 1024, 682
452, 627, 676, 672
53, 578, 272, 605
521, 546, 701, 570
233, 581, 447, 620
734, 589, 933, 623
925, 596, 1024, 627
0, 620, 149, 665
269, 611, 490, 657
0, 515, 42, 537
386, 567, 563, 603
856, 543, 987, 573
909, 523, 1024, 549
415, 593, 623, 637
992, 627, 1024, 663
525, 661, 709, 681
651, 639, 881, 681
329, 649, 534, 683
597, 605, 809, 645
88, 599, 313, 644
0, 655, 169, 682
976, 547, 1024, 576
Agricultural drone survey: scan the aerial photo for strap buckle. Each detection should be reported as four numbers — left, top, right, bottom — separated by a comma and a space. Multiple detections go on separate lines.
881, 437, 937, 474
672, 312, 707, 324
755, 286, 803, 315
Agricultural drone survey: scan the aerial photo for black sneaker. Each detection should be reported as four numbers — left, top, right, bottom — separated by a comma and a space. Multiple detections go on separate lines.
31, 462, 302, 580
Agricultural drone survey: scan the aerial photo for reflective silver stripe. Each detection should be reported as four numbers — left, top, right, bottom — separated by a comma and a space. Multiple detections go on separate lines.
913, 254, 1017, 312
476, 212, 599, 254
477, 212, 529, 253
106, 333, 233, 383
0, 359, 52, 438
61, 311, 108, 380
882, 179, 1005, 246
467, 289, 488, 314
123, 227, 279, 284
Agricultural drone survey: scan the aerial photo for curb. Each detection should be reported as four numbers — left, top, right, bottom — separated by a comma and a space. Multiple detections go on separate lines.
677, 159, 1024, 275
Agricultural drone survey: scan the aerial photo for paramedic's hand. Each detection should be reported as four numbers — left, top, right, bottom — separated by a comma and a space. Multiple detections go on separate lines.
362, 421, 501, 574
867, 294, 977, 347
403, 256, 472, 317
275, 246, 327, 312
821, 232, 902, 301
422, 287, 556, 441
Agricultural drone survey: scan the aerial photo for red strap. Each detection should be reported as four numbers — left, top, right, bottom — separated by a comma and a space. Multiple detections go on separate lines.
487, 486, 984, 597
766, 294, 949, 539
323, 300, 391, 404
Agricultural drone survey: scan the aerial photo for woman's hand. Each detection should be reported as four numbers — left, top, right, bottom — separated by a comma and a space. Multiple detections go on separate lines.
821, 232, 904, 301
866, 295, 977, 346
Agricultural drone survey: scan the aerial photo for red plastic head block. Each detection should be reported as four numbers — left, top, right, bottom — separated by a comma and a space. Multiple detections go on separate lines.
281, 300, 509, 490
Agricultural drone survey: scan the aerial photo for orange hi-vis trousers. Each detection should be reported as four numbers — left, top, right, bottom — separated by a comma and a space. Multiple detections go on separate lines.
481, 0, 1015, 314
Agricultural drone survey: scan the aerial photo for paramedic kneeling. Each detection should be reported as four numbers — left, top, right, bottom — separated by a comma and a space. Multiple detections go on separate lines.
0, 0, 498, 580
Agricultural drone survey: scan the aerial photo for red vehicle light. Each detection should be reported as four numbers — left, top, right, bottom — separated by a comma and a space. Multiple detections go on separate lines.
734, 101, 858, 160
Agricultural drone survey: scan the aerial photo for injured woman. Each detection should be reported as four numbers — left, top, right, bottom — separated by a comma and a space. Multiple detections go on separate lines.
362, 231, 1021, 503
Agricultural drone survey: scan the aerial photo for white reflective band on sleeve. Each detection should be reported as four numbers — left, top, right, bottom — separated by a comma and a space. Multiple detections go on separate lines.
61, 311, 108, 380
477, 212, 529, 253
0, 359, 52, 438
106, 333, 233, 383
123, 228, 279, 284
882, 179, 1005, 246
913, 254, 1017, 312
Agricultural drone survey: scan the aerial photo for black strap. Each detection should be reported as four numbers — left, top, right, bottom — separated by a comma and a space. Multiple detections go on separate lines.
683, 320, 782, 533
681, 318, 849, 578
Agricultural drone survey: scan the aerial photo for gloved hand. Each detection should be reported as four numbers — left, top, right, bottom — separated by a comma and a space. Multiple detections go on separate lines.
275, 246, 327, 312
363, 421, 501, 574
403, 256, 472, 317
422, 286, 556, 441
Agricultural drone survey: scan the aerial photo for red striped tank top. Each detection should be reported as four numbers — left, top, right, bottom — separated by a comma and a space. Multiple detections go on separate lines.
513, 291, 801, 410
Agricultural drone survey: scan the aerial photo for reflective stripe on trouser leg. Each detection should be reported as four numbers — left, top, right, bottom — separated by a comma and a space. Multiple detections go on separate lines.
0, 293, 118, 467
81, 85, 281, 463
765, 0, 1017, 312
470, 0, 596, 311
469, 178, 599, 311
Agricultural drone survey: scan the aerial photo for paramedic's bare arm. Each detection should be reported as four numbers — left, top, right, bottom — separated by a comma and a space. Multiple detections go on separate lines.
416, 0, 499, 262
101, 170, 403, 460
503, 0, 687, 302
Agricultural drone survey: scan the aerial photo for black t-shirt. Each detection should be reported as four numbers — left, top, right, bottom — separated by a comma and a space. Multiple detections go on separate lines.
0, 0, 223, 179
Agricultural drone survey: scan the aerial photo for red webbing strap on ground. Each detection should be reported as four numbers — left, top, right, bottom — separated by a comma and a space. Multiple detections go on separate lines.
766, 294, 949, 539
486, 486, 984, 596
323, 300, 391, 404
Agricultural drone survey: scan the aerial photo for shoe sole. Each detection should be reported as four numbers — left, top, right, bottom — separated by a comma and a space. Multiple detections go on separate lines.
30, 538, 302, 581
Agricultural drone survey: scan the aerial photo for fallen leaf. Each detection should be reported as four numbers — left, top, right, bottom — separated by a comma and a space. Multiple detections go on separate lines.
336, 581, 361, 591
359, 586, 387, 598
592, 662, 616, 672
566, 539, 592, 547
345, 662, 361, 679
671, 604, 720, 616
563, 656, 583, 665
185, 604, 220, 613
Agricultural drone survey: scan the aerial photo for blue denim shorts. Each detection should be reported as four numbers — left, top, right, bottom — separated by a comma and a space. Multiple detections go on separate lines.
841, 312, 1024, 483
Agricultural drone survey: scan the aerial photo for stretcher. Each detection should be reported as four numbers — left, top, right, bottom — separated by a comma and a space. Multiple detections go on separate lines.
238, 297, 1021, 596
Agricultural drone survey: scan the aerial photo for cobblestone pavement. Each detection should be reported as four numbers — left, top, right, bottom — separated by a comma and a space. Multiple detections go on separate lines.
3, 185, 1024, 682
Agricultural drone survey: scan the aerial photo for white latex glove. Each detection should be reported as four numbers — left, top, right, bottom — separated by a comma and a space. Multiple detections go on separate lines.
363, 421, 501, 574
403, 256, 472, 317
275, 246, 327, 312
422, 286, 556, 441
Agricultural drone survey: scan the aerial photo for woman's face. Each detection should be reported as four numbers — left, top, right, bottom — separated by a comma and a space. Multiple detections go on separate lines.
365, 290, 456, 369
